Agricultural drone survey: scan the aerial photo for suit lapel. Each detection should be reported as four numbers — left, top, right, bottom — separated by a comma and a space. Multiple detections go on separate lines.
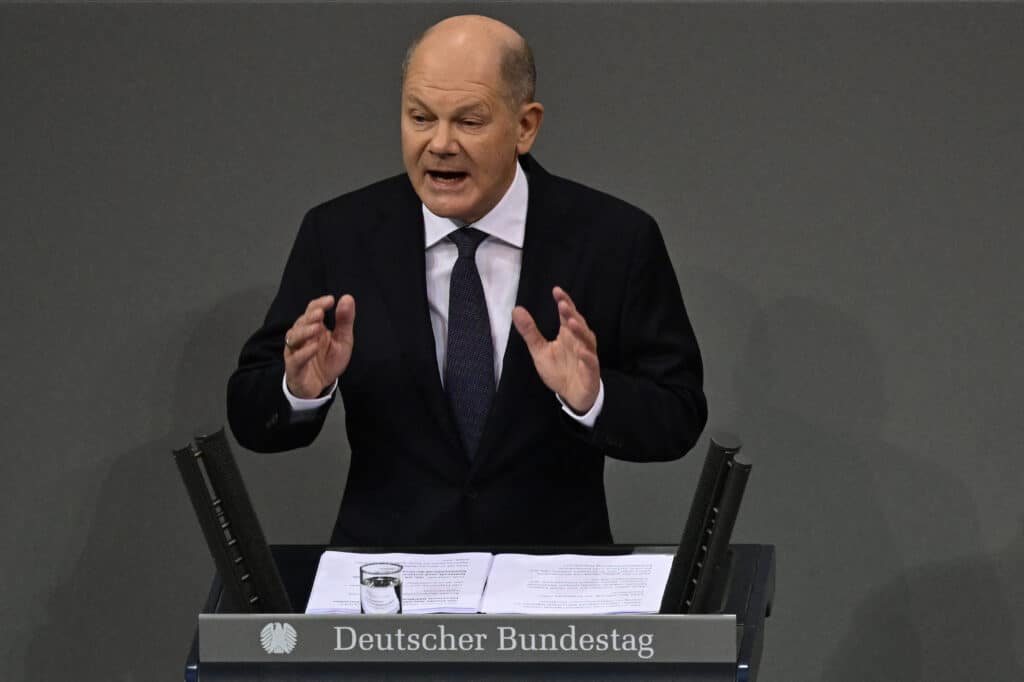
364, 179, 465, 463
474, 156, 583, 473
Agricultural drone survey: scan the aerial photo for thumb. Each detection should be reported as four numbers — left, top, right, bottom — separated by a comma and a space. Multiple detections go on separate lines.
332, 294, 356, 343
512, 306, 546, 355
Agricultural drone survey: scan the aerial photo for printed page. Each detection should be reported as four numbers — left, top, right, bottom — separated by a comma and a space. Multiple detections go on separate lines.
305, 551, 494, 614
479, 553, 674, 615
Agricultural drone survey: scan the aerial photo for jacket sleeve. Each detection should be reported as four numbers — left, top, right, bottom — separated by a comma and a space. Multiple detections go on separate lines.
566, 214, 707, 462
226, 207, 336, 453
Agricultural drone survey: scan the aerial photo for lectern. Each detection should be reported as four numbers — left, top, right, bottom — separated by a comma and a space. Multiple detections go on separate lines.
180, 431, 773, 680
185, 543, 774, 681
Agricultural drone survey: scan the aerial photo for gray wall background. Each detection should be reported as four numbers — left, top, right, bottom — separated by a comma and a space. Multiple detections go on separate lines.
2, 3, 1021, 680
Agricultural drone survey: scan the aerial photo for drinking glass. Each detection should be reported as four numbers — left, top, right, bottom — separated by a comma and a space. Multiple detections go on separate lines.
359, 562, 403, 614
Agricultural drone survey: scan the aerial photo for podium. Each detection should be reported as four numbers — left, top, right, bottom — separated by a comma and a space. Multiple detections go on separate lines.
185, 543, 774, 681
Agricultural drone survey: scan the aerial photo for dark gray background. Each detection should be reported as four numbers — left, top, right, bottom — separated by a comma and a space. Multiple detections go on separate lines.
2, 3, 1021, 680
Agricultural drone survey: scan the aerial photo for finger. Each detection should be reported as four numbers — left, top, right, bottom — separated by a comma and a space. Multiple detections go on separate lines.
299, 295, 335, 325
305, 295, 336, 315
286, 336, 322, 367
291, 306, 325, 335
557, 299, 572, 328
512, 306, 548, 354
566, 316, 597, 352
554, 287, 586, 325
286, 321, 324, 350
552, 286, 577, 313
557, 297, 593, 340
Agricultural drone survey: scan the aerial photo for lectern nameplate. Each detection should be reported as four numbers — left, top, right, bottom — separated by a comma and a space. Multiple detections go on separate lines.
199, 613, 736, 664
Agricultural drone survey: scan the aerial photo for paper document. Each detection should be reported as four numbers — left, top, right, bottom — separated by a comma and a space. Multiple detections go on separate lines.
305, 551, 494, 614
479, 553, 674, 615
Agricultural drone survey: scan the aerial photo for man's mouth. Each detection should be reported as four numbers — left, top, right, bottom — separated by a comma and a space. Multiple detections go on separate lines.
427, 170, 468, 186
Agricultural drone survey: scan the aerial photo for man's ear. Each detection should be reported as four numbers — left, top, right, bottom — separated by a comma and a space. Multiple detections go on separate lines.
515, 102, 544, 155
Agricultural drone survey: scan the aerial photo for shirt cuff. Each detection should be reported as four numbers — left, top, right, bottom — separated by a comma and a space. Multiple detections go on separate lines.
283, 373, 336, 419
557, 380, 604, 429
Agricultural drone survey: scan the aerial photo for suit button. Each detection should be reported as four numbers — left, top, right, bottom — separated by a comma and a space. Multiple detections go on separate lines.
465, 488, 478, 500
265, 413, 279, 429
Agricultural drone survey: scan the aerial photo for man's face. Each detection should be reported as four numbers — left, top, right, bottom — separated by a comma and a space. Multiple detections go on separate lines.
401, 46, 525, 224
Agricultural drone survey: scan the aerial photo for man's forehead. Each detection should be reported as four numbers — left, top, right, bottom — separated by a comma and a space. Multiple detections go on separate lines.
403, 84, 497, 111
407, 52, 501, 86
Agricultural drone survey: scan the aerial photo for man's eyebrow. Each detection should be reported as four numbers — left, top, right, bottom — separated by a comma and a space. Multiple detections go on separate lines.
453, 104, 489, 117
404, 95, 429, 109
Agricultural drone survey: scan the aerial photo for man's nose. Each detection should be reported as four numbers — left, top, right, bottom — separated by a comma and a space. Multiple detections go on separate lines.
428, 123, 459, 155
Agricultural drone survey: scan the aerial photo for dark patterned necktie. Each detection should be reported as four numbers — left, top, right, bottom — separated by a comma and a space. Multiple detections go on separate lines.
444, 227, 494, 459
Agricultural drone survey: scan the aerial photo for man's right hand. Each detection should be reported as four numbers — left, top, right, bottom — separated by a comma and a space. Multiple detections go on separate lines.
284, 294, 356, 399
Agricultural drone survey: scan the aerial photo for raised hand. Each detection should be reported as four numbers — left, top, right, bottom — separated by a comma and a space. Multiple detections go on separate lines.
511, 286, 600, 414
283, 294, 356, 399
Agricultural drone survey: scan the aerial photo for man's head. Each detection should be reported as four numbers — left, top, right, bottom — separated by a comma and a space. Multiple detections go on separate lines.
401, 15, 544, 224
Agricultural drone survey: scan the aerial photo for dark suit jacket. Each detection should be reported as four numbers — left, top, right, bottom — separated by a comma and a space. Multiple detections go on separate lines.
227, 155, 707, 546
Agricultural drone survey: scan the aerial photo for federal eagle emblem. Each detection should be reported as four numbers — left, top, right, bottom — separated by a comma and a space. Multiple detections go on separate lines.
260, 622, 298, 654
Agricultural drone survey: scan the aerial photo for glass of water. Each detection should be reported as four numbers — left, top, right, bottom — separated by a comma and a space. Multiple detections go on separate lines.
359, 562, 403, 614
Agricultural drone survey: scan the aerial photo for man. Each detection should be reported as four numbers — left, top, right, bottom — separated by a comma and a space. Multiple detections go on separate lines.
227, 15, 706, 546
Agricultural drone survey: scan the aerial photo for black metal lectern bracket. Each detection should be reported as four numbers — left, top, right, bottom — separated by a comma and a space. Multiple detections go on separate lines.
173, 428, 293, 614
659, 432, 753, 614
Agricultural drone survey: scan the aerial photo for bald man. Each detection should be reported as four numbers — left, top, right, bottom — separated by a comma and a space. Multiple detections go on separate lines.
228, 16, 707, 546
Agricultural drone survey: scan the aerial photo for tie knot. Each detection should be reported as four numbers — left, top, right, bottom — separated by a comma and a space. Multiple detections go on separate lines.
448, 227, 488, 257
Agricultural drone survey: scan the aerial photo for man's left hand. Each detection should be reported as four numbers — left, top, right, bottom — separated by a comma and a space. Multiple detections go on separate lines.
512, 286, 600, 414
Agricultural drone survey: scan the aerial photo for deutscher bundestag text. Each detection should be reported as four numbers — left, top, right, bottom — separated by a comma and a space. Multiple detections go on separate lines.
334, 624, 656, 659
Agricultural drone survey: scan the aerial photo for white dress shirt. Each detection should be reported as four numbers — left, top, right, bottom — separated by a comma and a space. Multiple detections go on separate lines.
284, 160, 604, 426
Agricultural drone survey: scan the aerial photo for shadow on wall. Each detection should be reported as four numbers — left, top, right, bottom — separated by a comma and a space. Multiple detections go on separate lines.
825, 525, 1024, 681
22, 287, 283, 682
734, 294, 921, 679
734, 295, 1022, 680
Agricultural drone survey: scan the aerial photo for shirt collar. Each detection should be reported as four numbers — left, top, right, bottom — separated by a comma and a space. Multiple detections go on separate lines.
422, 160, 528, 249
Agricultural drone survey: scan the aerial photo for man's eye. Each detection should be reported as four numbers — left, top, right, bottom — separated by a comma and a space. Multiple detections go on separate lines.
461, 119, 482, 127
410, 114, 428, 123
